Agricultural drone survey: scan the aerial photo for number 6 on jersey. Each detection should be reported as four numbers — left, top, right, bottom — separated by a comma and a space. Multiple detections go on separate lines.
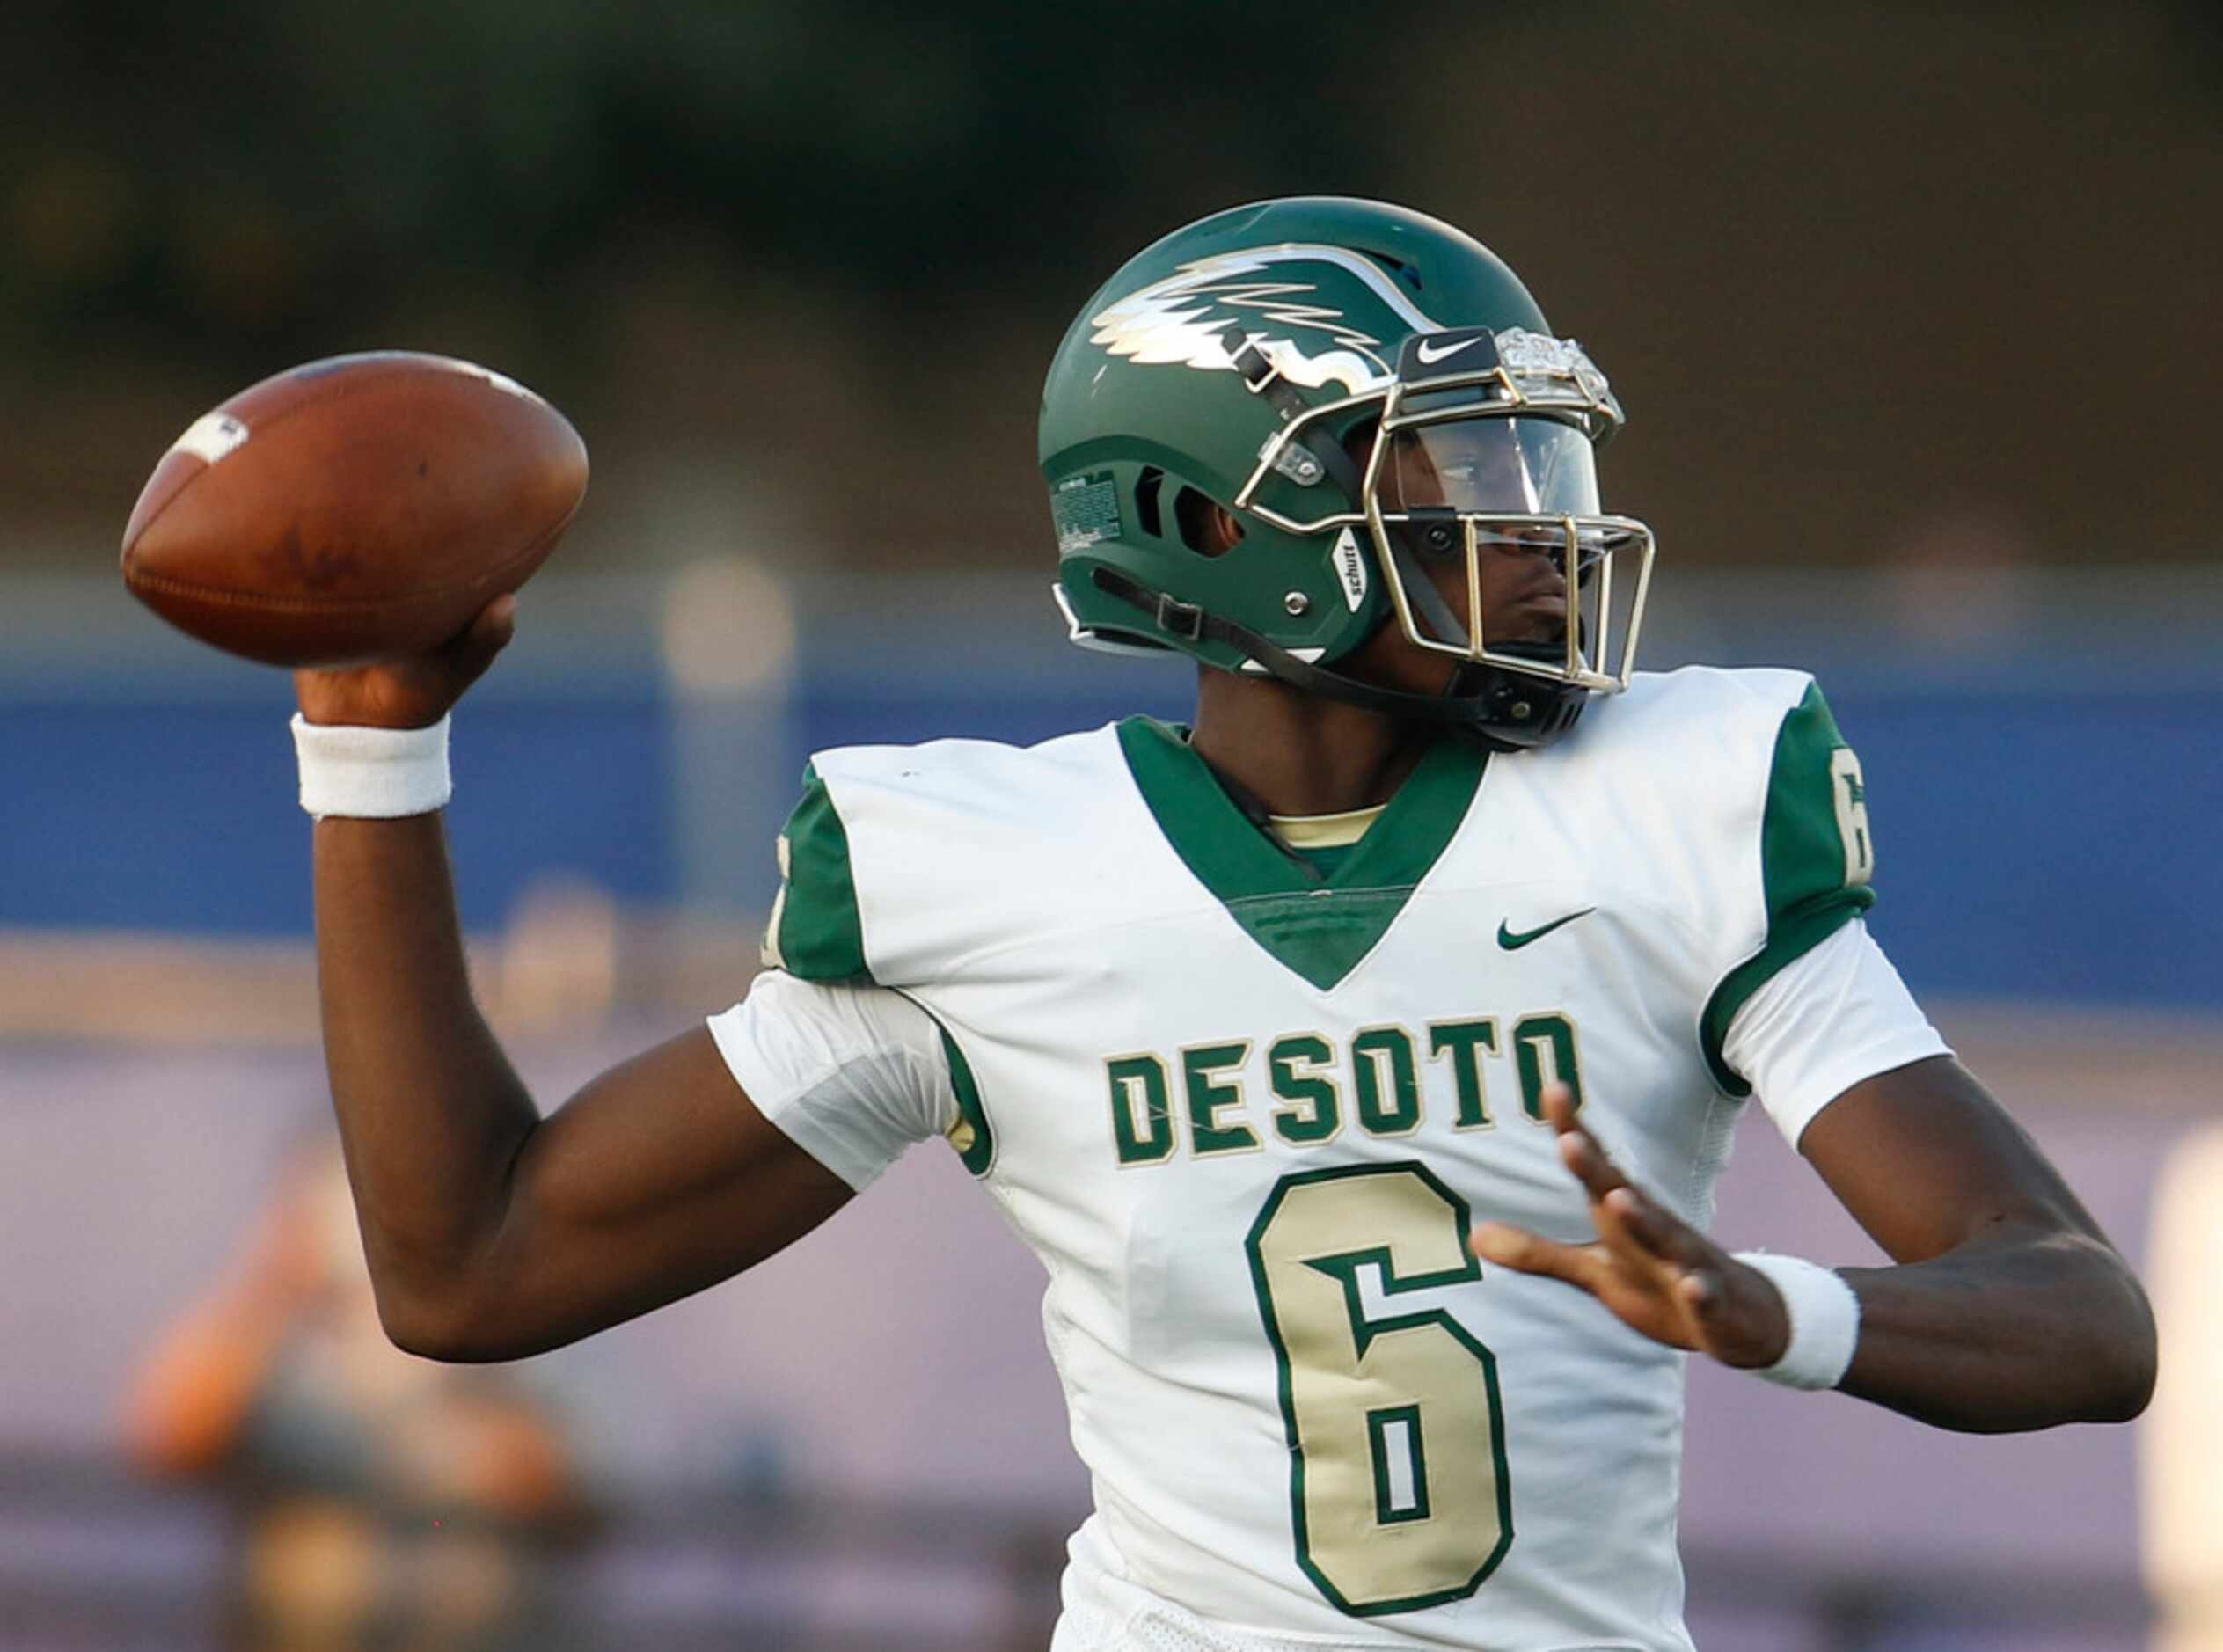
1246, 1163, 1513, 1616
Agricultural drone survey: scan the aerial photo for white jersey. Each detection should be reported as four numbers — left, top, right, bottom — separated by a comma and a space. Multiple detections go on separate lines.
709, 666, 1948, 1651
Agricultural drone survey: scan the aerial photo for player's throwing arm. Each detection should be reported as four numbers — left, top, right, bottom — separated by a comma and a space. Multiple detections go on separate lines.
121, 356, 861, 1361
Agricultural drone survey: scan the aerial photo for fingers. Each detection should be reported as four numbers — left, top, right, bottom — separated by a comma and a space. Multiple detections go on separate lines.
445, 593, 518, 688
1555, 1123, 1628, 1202
1543, 1089, 1690, 1251
476, 591, 518, 646
1539, 1089, 1722, 1282
1472, 1221, 1608, 1291
1601, 1187, 1709, 1268
1481, 1104, 1781, 1361
1600, 1182, 1715, 1290
1539, 1083, 1581, 1135
457, 592, 518, 655
1545, 1086, 1633, 1209
1538, 1088, 1646, 1259
295, 593, 519, 728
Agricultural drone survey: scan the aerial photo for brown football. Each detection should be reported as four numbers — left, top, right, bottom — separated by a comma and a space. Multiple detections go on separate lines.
121, 352, 589, 667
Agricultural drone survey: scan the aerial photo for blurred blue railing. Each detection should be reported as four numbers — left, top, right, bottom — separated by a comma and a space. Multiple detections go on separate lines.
4, 567, 2217, 1009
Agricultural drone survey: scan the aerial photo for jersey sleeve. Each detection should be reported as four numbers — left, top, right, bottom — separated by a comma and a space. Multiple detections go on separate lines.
706, 970, 956, 1191
1722, 918, 1953, 1147
761, 763, 873, 983
1699, 679, 1880, 1094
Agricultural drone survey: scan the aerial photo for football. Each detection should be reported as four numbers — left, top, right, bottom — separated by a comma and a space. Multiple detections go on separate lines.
120, 352, 589, 668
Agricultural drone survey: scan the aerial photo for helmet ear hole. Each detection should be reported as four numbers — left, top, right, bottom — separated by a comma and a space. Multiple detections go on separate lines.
1134, 467, 1166, 537
1174, 486, 1243, 558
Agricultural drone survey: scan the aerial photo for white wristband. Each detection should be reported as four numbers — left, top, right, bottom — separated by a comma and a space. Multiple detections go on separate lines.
1733, 1251, 1861, 1391
293, 713, 453, 819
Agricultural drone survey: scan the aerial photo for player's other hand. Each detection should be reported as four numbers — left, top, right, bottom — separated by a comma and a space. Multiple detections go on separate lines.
1472, 1087, 1792, 1370
293, 594, 516, 729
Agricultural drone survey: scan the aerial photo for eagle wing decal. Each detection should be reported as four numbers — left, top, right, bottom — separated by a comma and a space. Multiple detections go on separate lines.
1089, 245, 1446, 398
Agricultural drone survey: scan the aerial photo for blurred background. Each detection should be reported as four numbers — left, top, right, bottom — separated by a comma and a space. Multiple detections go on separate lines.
3, 0, 2219, 1647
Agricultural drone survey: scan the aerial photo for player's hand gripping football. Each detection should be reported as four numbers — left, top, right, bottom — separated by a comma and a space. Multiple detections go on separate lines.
1472, 1087, 1793, 1369
292, 594, 516, 729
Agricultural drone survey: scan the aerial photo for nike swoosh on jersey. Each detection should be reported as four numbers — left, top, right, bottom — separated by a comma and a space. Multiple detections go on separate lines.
1414, 335, 1483, 365
1496, 907, 1596, 950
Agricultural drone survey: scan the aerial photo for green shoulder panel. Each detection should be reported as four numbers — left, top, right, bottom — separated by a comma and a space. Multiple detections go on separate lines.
762, 763, 873, 984
1700, 681, 1879, 1093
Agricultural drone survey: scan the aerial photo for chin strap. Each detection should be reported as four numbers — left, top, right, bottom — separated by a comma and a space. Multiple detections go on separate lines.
1089, 566, 1579, 750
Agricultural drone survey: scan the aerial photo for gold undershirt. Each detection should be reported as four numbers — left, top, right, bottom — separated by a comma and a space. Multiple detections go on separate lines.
1264, 804, 1386, 851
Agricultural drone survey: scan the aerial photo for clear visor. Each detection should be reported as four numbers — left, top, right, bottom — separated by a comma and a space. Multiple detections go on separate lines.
1383, 416, 1603, 518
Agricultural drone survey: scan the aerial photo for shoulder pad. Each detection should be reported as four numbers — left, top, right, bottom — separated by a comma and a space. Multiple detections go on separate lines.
1688, 669, 1879, 1093
764, 727, 1126, 988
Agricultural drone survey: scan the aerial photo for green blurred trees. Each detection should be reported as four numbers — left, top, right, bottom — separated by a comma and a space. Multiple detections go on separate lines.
0, 0, 1402, 370
1, 1, 2214, 571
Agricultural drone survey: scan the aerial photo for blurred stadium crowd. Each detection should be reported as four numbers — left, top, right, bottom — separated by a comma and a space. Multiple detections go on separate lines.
2, 2, 2219, 1648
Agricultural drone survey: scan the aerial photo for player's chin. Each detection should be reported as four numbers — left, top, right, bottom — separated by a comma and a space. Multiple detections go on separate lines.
1486, 613, 1570, 651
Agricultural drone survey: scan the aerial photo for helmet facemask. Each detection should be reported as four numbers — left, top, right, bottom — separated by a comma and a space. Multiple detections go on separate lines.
1238, 327, 1655, 724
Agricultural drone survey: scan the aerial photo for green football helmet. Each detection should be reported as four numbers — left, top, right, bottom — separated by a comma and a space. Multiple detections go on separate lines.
1039, 196, 1655, 749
